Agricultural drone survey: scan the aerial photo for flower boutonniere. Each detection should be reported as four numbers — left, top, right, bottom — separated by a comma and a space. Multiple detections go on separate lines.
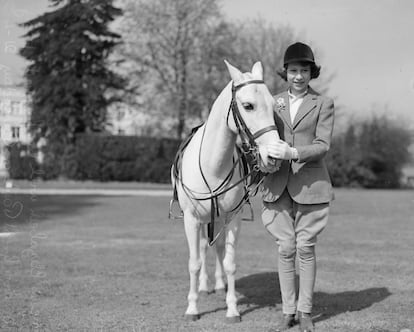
276, 97, 286, 112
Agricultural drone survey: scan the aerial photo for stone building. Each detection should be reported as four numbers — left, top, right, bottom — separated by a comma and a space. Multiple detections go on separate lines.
0, 86, 157, 177
0, 85, 30, 177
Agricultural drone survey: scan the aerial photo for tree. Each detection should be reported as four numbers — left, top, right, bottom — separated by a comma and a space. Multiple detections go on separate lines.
326, 125, 376, 188
116, 0, 224, 138
327, 115, 412, 188
228, 19, 296, 94
19, 0, 125, 176
358, 116, 412, 188
116, 0, 299, 138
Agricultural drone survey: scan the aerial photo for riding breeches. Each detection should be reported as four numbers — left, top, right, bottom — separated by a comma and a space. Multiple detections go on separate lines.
261, 189, 329, 314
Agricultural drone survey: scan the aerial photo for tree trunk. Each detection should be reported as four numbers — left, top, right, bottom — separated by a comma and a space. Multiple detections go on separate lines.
177, 49, 188, 139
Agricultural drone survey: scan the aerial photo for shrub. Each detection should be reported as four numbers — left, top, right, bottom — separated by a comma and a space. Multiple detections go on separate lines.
6, 143, 39, 180
327, 116, 412, 188
69, 134, 181, 183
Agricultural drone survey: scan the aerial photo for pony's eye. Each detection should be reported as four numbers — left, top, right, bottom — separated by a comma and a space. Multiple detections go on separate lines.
242, 103, 254, 111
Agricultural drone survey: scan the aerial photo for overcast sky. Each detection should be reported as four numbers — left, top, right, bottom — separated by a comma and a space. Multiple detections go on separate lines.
0, 0, 47, 87
220, 0, 414, 124
1, 0, 413, 124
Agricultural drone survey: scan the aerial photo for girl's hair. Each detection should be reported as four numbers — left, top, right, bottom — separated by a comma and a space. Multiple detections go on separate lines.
277, 62, 321, 81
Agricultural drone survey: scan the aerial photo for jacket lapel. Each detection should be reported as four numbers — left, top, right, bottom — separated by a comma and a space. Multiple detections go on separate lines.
275, 91, 292, 129
292, 89, 318, 129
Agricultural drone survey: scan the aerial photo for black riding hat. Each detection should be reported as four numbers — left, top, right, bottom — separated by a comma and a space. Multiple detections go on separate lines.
284, 42, 315, 66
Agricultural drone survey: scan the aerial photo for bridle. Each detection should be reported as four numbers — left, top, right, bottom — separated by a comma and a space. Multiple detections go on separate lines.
227, 79, 278, 151
197, 79, 278, 199
171, 79, 278, 245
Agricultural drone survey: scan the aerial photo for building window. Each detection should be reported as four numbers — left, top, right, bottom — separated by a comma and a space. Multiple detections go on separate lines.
11, 101, 20, 114
11, 126, 20, 139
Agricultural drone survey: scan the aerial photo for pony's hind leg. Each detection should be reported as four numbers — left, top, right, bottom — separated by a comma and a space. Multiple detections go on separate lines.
223, 217, 242, 323
184, 215, 202, 320
198, 225, 209, 295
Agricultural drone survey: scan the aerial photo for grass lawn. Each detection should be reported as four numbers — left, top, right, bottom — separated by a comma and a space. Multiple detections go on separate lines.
0, 189, 413, 331
0, 179, 171, 191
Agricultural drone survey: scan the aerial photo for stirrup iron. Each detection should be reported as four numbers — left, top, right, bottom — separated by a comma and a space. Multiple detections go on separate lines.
241, 200, 254, 222
168, 199, 183, 220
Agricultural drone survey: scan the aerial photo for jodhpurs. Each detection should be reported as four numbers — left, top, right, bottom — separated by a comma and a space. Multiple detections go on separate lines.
262, 190, 329, 314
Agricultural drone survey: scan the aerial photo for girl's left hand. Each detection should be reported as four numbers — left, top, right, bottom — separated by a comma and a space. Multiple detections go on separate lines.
267, 140, 294, 160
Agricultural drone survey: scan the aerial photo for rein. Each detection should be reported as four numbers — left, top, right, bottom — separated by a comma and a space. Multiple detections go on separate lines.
171, 79, 277, 246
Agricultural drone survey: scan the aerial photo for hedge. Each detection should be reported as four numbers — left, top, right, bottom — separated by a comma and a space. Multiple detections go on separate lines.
67, 134, 181, 183
7, 115, 411, 187
5, 143, 39, 180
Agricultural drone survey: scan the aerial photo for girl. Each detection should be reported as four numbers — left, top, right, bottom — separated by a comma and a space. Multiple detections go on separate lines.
261, 42, 335, 332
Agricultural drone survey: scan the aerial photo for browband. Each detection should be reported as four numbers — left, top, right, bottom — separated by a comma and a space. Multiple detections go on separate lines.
233, 80, 265, 91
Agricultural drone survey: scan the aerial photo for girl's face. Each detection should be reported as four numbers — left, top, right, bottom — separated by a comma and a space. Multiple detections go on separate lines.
286, 62, 311, 95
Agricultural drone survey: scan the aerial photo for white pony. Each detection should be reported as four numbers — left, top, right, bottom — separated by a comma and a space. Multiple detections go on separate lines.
171, 60, 280, 322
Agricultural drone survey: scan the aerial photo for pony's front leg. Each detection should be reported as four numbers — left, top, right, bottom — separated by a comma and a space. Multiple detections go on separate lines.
223, 216, 242, 323
184, 216, 202, 321
214, 229, 227, 295
198, 225, 209, 295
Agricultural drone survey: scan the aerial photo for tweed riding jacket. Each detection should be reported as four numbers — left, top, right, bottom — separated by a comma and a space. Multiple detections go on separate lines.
262, 87, 335, 204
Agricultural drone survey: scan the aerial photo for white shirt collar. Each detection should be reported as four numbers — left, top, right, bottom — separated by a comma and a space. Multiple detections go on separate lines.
288, 89, 308, 102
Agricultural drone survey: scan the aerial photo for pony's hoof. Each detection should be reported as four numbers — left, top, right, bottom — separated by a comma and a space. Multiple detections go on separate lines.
214, 288, 226, 296
185, 314, 200, 321
226, 315, 241, 323
199, 290, 209, 297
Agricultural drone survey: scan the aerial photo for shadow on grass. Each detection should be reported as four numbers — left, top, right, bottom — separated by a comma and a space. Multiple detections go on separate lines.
313, 287, 391, 322
199, 305, 229, 318
0, 194, 101, 230
236, 272, 391, 321
236, 271, 281, 316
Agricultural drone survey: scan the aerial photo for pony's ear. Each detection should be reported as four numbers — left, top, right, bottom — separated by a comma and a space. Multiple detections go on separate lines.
224, 59, 243, 85
251, 61, 263, 79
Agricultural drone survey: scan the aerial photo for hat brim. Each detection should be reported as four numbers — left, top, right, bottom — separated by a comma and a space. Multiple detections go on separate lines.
284, 57, 315, 65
